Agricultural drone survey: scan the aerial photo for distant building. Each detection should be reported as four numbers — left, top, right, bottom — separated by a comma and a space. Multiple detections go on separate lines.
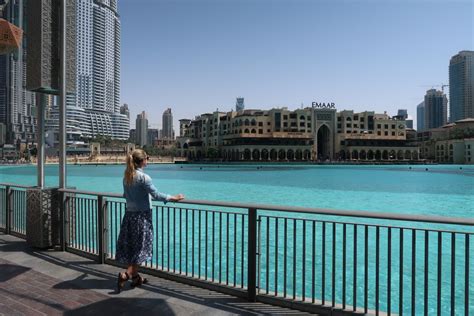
424, 89, 447, 129
162, 108, 174, 140
147, 129, 159, 146
120, 104, 130, 119
0, 0, 37, 144
177, 106, 418, 162
417, 101, 425, 131
135, 111, 148, 147
236, 97, 245, 112
449, 51, 474, 122
394, 109, 413, 129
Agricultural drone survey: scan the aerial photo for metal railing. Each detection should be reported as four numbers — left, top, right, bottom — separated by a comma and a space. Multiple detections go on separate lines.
0, 184, 30, 238
0, 183, 473, 315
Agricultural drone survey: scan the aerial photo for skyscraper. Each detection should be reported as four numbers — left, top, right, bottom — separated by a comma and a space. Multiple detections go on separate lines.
162, 108, 174, 139
449, 51, 474, 122
0, 0, 36, 145
416, 101, 425, 131
45, 0, 128, 141
236, 97, 245, 112
424, 89, 447, 129
136, 111, 148, 147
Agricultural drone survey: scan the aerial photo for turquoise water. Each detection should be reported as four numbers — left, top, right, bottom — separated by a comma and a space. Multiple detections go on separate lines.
1, 163, 473, 217
1, 164, 473, 314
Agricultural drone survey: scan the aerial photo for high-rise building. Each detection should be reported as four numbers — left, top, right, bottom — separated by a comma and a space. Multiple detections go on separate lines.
0, 0, 37, 145
424, 89, 447, 129
45, 0, 128, 141
136, 111, 148, 147
236, 97, 245, 112
449, 51, 474, 122
120, 103, 130, 119
417, 101, 425, 131
162, 108, 174, 139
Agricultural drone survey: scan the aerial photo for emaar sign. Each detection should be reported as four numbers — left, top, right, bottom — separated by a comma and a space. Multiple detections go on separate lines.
312, 102, 336, 109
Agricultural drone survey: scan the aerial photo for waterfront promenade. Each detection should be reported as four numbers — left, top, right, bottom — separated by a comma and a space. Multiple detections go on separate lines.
0, 233, 310, 315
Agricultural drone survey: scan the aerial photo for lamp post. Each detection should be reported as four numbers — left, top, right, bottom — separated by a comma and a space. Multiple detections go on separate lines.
59, 0, 67, 189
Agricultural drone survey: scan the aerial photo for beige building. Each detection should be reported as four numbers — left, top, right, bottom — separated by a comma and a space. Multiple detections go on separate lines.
417, 118, 474, 163
177, 106, 420, 162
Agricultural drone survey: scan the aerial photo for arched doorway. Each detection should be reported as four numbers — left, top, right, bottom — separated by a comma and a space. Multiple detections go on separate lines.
316, 125, 331, 160
261, 149, 269, 160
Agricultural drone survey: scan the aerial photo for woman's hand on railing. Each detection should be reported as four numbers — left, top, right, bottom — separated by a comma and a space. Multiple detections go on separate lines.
168, 194, 185, 202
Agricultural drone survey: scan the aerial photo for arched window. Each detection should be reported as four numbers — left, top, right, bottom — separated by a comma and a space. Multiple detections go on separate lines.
244, 119, 250, 126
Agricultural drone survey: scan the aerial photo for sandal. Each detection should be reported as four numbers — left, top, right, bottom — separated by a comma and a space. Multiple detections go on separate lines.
131, 273, 148, 288
116, 271, 130, 293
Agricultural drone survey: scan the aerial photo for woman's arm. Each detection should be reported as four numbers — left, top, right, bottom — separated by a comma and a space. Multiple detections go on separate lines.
143, 174, 185, 202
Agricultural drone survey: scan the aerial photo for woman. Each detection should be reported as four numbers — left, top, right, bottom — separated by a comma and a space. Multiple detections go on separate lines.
116, 149, 184, 292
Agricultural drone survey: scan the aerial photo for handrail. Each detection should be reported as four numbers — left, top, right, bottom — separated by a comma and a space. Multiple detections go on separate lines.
0, 183, 35, 189
57, 188, 474, 227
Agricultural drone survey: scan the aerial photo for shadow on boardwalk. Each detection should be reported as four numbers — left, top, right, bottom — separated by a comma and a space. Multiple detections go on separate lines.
0, 233, 312, 315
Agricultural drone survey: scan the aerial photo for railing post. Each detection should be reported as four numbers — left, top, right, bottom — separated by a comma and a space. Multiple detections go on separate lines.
60, 190, 66, 251
5, 186, 11, 235
248, 207, 257, 302
97, 195, 107, 264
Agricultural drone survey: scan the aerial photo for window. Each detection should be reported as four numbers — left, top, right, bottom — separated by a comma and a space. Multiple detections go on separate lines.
392, 124, 395, 129
384, 124, 389, 129
258, 122, 263, 126
360, 124, 364, 129
346, 123, 351, 128
377, 124, 381, 129
259, 129, 263, 134
391, 131, 395, 136
377, 131, 381, 135
283, 115, 288, 120
385, 131, 389, 136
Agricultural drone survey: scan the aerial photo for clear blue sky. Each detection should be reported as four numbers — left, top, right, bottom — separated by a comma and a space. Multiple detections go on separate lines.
119, 0, 473, 130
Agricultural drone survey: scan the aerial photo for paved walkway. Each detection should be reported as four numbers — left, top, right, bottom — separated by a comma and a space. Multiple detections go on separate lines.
0, 233, 313, 315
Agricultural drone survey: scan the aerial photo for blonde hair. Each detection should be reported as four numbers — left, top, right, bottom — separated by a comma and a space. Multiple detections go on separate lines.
124, 149, 147, 186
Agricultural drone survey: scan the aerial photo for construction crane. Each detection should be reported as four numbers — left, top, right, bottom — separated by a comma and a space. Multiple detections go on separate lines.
420, 84, 449, 93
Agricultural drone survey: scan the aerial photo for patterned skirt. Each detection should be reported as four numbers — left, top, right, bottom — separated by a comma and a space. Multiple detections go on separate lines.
115, 210, 153, 265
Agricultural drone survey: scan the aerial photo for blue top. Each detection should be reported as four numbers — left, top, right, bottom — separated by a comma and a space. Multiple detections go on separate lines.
123, 168, 170, 212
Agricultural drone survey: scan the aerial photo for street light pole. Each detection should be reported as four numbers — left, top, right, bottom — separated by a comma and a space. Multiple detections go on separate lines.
59, 0, 67, 189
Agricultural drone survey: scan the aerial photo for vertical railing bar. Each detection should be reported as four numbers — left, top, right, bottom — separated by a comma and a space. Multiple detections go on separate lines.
234, 213, 237, 287
167, 207, 170, 272
302, 220, 306, 302
465, 234, 469, 316
114, 201, 118, 258
248, 208, 257, 302
257, 215, 262, 293
185, 208, 188, 275
376, 226, 380, 316
293, 219, 297, 300
437, 232, 442, 316
241, 213, 244, 288
173, 207, 176, 273
353, 224, 358, 312
205, 211, 208, 280
160, 207, 164, 270
275, 217, 279, 297
400, 228, 404, 316
450, 232, 455, 316
192, 209, 195, 277
332, 223, 336, 307
412, 230, 416, 316
212, 211, 215, 281
312, 220, 316, 304
81, 198, 85, 251
266, 216, 270, 294
388, 227, 392, 316
342, 223, 346, 310
284, 218, 287, 298
364, 225, 368, 314
155, 206, 159, 269
219, 211, 222, 283
226, 212, 229, 285
424, 230, 429, 316
198, 210, 201, 278
322, 221, 326, 306
179, 208, 182, 273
